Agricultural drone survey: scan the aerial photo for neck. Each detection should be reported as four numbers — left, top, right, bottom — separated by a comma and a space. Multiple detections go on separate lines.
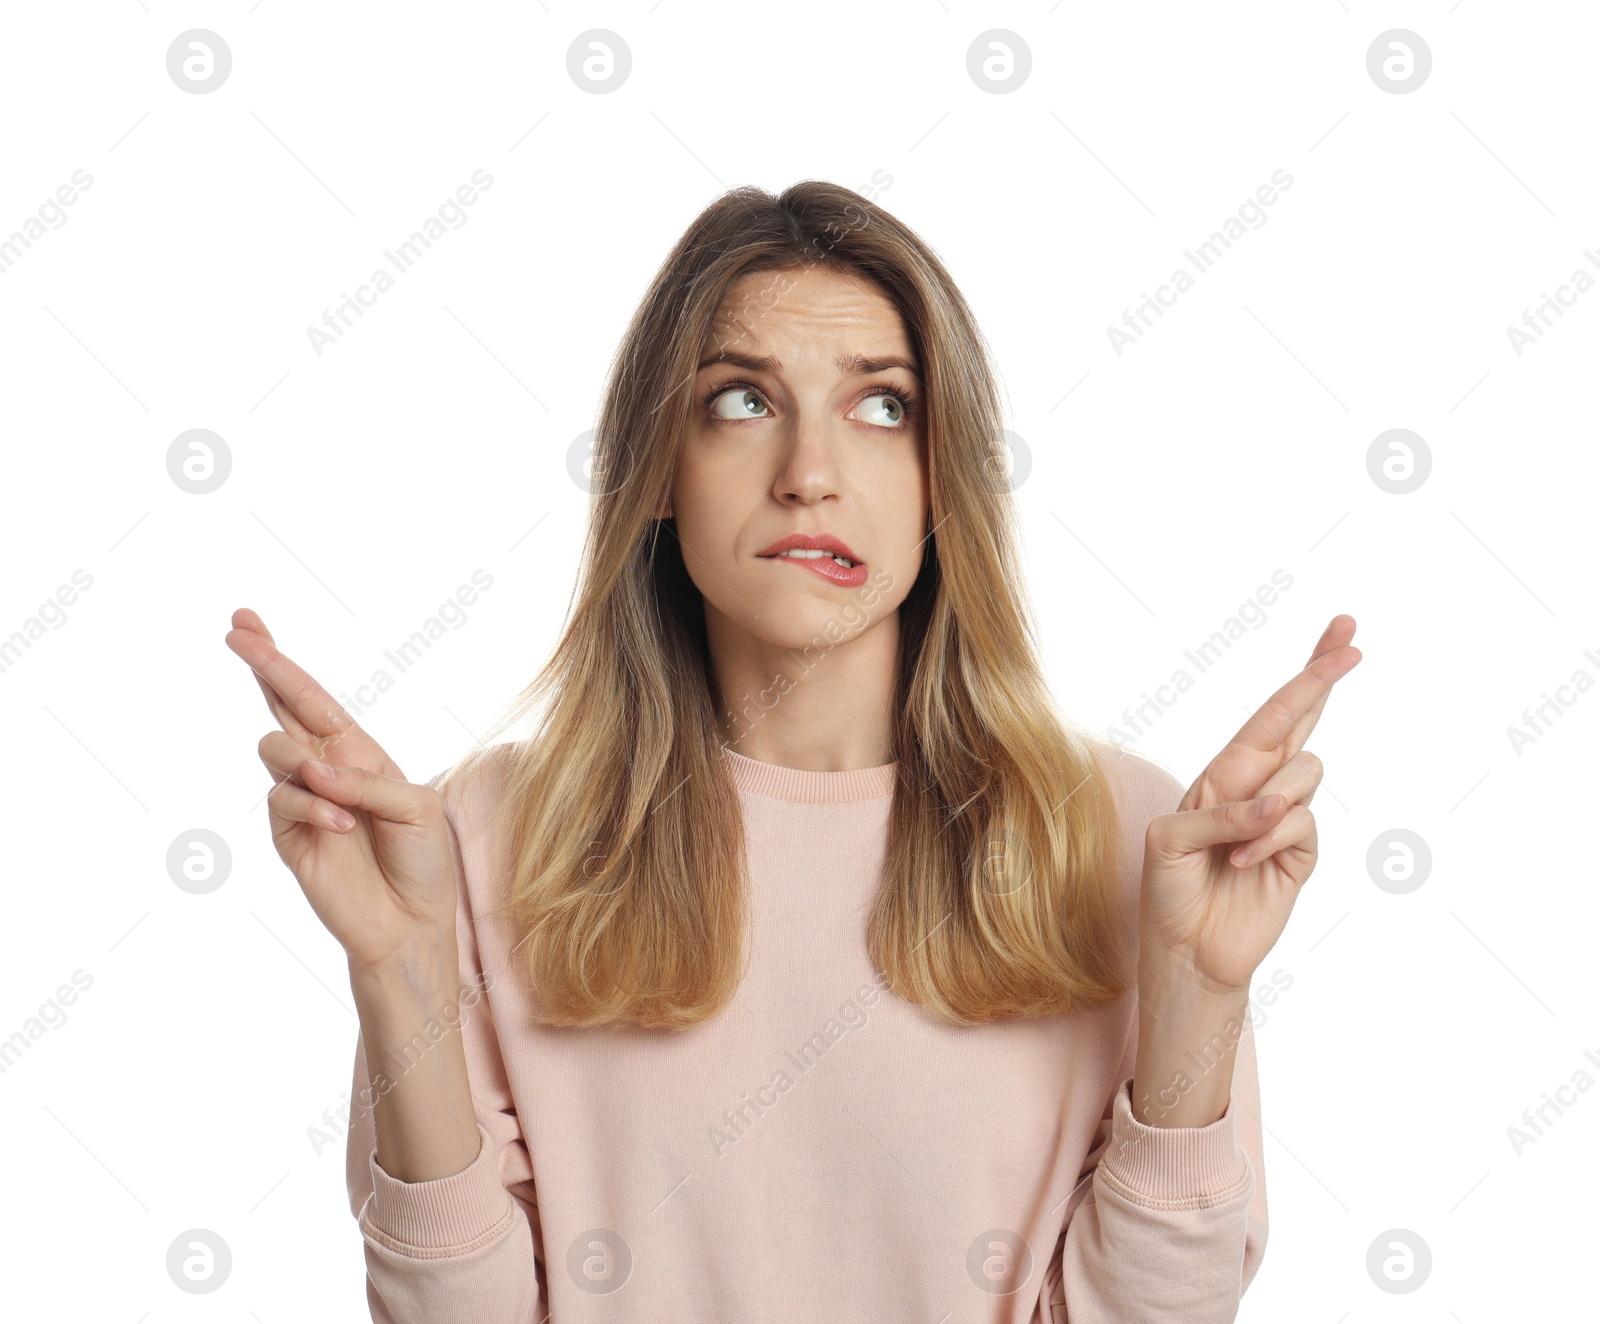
706, 604, 899, 772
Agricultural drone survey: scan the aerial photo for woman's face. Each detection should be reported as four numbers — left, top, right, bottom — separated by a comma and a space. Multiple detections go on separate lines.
667, 263, 931, 655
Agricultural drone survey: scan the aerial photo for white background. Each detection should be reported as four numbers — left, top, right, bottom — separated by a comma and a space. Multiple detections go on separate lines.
1, 2, 1594, 1320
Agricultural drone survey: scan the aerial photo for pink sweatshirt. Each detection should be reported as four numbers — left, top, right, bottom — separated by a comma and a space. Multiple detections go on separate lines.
346, 743, 1268, 1322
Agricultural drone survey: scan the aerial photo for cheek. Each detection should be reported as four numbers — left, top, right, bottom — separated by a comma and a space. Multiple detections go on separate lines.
670, 433, 704, 509
871, 432, 928, 509
672, 441, 750, 557
874, 437, 930, 582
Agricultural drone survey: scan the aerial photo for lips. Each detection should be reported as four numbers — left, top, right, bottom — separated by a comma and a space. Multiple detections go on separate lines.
756, 532, 864, 565
757, 532, 868, 588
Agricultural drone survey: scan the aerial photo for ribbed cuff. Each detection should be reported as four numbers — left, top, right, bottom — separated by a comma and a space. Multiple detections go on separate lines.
1097, 1076, 1252, 1207
361, 1122, 516, 1254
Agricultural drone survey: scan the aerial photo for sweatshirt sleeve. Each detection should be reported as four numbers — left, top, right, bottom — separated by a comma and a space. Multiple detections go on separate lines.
1041, 752, 1270, 1322
344, 764, 548, 1323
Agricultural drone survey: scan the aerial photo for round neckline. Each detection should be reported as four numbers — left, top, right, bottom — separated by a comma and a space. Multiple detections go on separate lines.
720, 744, 898, 802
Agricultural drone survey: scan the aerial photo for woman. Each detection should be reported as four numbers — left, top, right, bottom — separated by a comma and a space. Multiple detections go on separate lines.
227, 180, 1359, 1322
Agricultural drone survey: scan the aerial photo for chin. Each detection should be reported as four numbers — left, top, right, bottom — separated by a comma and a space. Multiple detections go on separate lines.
750, 595, 880, 653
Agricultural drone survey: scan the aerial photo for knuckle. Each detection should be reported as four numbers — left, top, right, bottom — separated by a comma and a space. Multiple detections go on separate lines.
416, 784, 445, 822
1143, 812, 1173, 847
257, 732, 292, 768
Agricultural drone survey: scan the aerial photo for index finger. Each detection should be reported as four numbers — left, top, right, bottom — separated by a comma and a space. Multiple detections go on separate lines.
1226, 618, 1361, 757
1277, 613, 1358, 751
227, 607, 315, 743
225, 611, 359, 745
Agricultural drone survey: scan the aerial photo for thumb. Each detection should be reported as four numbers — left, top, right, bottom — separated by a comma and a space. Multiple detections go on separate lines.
1146, 793, 1288, 857
301, 758, 437, 826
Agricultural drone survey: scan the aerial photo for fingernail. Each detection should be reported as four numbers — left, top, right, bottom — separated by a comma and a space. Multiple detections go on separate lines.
309, 759, 334, 777
1257, 794, 1279, 818
1231, 845, 1251, 866
331, 810, 356, 830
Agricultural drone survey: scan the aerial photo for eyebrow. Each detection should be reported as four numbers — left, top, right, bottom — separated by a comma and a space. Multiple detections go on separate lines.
696, 351, 920, 376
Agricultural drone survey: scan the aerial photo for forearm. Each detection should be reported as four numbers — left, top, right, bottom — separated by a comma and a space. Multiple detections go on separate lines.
1131, 946, 1251, 1128
1057, 956, 1265, 1322
349, 943, 481, 1182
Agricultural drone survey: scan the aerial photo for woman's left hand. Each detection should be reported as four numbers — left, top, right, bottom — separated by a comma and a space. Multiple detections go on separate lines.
1139, 614, 1362, 994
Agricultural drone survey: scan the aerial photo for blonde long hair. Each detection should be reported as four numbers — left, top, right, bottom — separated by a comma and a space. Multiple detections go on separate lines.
441, 180, 1129, 1029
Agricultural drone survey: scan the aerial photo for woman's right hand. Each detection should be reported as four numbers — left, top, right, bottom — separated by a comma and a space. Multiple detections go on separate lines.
225, 607, 459, 973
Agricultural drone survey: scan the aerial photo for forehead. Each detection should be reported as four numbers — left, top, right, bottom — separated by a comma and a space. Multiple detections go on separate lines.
702, 264, 915, 365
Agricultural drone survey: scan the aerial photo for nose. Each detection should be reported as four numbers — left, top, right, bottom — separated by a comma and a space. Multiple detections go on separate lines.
772, 404, 844, 506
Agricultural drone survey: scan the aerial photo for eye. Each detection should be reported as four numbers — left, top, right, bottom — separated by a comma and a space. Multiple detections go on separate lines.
855, 388, 915, 429
706, 386, 770, 420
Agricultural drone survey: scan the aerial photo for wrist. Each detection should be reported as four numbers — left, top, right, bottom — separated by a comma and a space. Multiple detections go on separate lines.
1137, 936, 1251, 1001
348, 938, 461, 1002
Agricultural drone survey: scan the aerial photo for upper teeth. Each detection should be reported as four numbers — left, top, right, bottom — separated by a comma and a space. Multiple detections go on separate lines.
779, 549, 854, 567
